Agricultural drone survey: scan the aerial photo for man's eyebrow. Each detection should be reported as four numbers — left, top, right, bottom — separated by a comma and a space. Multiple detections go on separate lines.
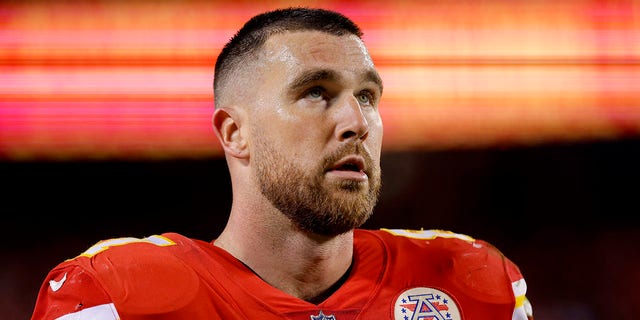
364, 70, 384, 94
288, 68, 383, 94
288, 69, 338, 91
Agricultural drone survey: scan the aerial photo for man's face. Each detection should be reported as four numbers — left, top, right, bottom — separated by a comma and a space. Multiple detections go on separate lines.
247, 30, 383, 236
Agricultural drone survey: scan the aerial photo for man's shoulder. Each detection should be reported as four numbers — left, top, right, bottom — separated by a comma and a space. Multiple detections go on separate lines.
356, 228, 522, 279
355, 229, 530, 317
65, 232, 201, 263
62, 232, 203, 277
52, 233, 208, 310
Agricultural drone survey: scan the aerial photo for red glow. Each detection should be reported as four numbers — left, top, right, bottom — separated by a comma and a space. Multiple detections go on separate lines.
1, 0, 639, 160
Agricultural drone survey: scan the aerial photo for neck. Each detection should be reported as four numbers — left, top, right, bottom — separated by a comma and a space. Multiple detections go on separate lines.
214, 206, 354, 303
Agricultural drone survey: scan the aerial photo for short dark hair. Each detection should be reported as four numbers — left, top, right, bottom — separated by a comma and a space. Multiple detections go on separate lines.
213, 7, 364, 102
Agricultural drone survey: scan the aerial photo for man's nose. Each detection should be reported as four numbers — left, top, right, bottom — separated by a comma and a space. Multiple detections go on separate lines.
334, 95, 369, 142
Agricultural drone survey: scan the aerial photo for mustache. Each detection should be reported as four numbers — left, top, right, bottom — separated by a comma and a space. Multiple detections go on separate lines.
321, 142, 375, 174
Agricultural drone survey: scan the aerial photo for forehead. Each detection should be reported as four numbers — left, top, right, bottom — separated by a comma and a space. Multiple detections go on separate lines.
259, 30, 376, 79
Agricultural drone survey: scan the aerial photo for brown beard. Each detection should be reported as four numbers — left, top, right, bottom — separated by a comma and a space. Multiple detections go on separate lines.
253, 135, 382, 236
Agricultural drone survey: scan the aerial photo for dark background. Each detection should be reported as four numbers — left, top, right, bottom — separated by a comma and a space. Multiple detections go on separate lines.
4, 138, 639, 319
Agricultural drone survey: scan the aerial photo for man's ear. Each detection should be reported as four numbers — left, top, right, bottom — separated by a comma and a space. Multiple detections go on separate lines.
212, 108, 249, 158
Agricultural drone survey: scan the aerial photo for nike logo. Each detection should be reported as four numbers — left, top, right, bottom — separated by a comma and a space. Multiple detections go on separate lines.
49, 272, 67, 292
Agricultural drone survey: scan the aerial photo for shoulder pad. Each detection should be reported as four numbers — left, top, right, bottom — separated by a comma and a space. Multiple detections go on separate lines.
71, 234, 200, 314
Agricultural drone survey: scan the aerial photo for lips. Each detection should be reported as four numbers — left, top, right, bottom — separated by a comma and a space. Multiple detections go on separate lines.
329, 155, 366, 174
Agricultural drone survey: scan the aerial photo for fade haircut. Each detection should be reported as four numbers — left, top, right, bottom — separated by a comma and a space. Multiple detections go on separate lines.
213, 7, 364, 105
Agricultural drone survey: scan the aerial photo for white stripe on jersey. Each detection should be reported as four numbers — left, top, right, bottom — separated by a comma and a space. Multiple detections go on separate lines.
512, 278, 527, 297
55, 303, 120, 320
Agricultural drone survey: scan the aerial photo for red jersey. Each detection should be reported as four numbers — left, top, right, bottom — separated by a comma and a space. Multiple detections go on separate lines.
31, 229, 532, 320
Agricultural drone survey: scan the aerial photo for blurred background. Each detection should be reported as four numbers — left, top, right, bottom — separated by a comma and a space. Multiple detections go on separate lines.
2, 0, 639, 319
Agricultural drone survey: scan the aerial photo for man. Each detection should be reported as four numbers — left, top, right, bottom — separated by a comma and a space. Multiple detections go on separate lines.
31, 7, 533, 320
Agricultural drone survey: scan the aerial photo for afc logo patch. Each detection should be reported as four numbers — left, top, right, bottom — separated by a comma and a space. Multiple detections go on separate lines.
393, 287, 461, 320
310, 311, 336, 320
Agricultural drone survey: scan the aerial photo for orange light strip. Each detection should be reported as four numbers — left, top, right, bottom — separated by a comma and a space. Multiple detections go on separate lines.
1, 0, 639, 160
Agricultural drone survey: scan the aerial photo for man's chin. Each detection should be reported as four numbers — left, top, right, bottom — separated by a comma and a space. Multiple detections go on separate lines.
325, 178, 368, 193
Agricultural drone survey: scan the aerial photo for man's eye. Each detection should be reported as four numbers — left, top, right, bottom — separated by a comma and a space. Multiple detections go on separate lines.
306, 87, 324, 99
357, 92, 373, 105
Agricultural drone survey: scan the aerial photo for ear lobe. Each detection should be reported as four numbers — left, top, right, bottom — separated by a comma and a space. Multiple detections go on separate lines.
212, 108, 249, 158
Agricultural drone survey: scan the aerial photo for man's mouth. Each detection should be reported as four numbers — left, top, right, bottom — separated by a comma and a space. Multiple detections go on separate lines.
327, 156, 368, 181
330, 156, 365, 172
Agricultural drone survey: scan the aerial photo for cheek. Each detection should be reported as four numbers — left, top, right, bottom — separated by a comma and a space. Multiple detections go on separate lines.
368, 115, 384, 145
267, 122, 321, 158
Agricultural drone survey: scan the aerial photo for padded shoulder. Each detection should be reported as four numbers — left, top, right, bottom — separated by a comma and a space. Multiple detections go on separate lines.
70, 233, 201, 315
375, 228, 523, 304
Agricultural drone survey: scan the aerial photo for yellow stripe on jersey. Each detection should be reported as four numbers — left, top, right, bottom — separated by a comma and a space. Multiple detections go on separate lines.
511, 279, 533, 320
381, 228, 475, 242
76, 235, 176, 258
